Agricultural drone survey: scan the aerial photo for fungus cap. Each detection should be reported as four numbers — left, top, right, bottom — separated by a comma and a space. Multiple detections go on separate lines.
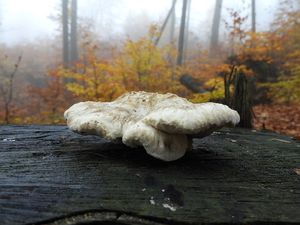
64, 91, 240, 161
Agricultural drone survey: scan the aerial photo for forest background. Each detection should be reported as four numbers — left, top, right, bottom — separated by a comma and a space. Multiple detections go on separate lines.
0, 0, 299, 140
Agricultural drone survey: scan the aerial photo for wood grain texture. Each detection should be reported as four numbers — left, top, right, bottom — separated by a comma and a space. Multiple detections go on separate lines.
0, 125, 299, 225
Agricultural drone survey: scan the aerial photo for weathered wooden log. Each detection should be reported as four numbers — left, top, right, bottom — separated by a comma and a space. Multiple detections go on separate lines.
0, 125, 300, 225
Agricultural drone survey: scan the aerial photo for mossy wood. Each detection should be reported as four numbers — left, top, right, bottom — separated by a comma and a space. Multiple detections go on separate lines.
0, 125, 299, 225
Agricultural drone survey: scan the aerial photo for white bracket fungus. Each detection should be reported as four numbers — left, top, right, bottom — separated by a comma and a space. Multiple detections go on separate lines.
64, 91, 240, 161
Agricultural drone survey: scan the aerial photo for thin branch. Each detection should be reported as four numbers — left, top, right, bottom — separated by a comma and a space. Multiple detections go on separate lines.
154, 0, 177, 46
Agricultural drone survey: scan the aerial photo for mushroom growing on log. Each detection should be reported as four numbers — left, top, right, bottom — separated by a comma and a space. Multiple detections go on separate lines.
64, 91, 240, 161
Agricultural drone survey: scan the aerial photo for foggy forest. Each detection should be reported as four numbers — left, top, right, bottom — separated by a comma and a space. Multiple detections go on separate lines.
0, 0, 299, 140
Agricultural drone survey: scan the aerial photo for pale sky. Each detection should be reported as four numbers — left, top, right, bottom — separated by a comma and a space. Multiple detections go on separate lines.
0, 0, 279, 45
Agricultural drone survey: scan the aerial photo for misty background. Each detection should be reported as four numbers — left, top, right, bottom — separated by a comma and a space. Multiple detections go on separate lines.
0, 0, 282, 87
1, 0, 279, 45
1, 0, 299, 135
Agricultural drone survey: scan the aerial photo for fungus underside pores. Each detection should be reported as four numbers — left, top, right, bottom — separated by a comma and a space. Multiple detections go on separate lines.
64, 91, 240, 161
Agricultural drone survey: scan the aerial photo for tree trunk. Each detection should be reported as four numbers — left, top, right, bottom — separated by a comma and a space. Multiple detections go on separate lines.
70, 0, 78, 63
183, 0, 191, 61
2, 56, 21, 124
233, 73, 253, 128
4, 75, 13, 124
62, 0, 70, 68
169, 0, 177, 45
4, 102, 10, 124
251, 0, 256, 33
224, 67, 254, 128
177, 0, 188, 66
209, 0, 223, 57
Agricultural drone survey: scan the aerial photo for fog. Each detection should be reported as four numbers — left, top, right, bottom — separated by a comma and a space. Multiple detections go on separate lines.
0, 0, 299, 135
0, 0, 279, 46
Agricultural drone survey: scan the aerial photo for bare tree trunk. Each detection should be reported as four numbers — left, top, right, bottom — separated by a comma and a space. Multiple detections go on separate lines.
177, 0, 188, 66
1, 56, 22, 124
169, 0, 177, 45
251, 0, 256, 33
209, 0, 223, 57
70, 0, 78, 63
62, 0, 69, 68
183, 0, 191, 61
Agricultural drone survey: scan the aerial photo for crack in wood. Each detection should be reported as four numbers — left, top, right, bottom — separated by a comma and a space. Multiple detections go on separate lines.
28, 209, 187, 225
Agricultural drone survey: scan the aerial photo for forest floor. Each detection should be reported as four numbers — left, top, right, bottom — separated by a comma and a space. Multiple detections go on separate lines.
253, 103, 300, 140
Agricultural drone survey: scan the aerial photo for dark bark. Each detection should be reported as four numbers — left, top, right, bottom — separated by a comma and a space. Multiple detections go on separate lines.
224, 67, 254, 128
0, 125, 300, 225
179, 74, 206, 93
233, 73, 253, 128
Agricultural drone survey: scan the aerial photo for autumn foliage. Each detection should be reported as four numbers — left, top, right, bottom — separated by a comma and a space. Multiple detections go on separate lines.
26, 68, 73, 124
0, 1, 299, 139
60, 27, 185, 103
